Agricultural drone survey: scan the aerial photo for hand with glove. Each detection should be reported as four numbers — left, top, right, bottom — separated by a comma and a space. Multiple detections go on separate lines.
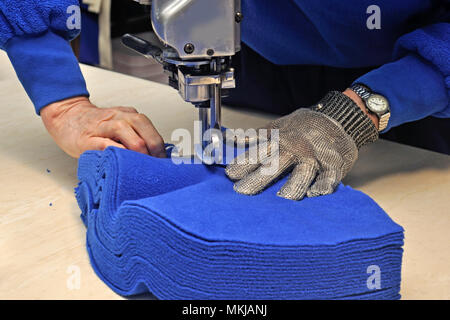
226, 91, 379, 201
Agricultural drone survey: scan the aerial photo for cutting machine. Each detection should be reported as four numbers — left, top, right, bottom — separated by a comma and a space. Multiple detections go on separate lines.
123, 0, 242, 163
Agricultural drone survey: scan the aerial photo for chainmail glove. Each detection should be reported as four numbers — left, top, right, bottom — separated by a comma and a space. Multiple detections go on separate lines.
226, 91, 379, 200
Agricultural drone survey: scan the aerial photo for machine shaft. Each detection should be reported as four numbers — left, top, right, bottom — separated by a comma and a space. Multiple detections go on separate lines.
210, 83, 222, 131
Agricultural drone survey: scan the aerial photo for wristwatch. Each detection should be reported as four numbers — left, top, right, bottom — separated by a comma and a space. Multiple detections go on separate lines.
351, 84, 391, 131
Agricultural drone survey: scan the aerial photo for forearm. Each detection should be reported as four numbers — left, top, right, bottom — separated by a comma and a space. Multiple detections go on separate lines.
355, 54, 448, 131
6, 31, 89, 114
1, 1, 88, 114
41, 96, 93, 136
353, 23, 450, 131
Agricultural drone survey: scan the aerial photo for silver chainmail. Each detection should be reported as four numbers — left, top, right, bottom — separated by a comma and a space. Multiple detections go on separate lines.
226, 91, 379, 200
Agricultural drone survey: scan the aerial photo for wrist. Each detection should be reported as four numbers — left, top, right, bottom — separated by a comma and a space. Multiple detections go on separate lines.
41, 96, 94, 134
312, 91, 379, 149
41, 96, 92, 120
6, 31, 89, 114
343, 89, 379, 130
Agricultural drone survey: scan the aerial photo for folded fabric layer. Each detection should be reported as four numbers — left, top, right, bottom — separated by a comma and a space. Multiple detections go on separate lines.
76, 147, 404, 299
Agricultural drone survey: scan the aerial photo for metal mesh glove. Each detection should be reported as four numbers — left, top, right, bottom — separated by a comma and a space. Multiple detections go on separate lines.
226, 91, 379, 200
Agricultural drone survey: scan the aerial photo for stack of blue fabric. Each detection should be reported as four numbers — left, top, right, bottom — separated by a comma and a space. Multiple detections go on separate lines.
75, 147, 404, 299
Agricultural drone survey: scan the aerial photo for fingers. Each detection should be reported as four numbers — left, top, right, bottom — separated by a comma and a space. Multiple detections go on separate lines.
113, 106, 138, 114
306, 169, 342, 198
81, 137, 126, 156
226, 151, 260, 181
95, 120, 150, 155
123, 113, 166, 158
234, 154, 295, 195
225, 145, 272, 181
277, 160, 318, 200
226, 137, 276, 180
92, 108, 165, 157
43, 100, 167, 158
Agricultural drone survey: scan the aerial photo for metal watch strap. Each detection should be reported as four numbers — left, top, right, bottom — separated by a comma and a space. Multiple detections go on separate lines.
351, 84, 391, 131
311, 91, 379, 149
351, 84, 371, 100
378, 113, 390, 132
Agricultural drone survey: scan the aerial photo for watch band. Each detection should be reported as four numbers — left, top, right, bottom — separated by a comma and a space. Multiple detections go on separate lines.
379, 113, 390, 132
351, 84, 371, 100
351, 84, 391, 132
312, 91, 379, 149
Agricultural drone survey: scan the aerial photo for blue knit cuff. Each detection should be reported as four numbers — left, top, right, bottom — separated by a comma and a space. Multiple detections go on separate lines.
5, 31, 89, 115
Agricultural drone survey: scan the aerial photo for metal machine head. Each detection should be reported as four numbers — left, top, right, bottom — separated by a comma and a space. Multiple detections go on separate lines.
123, 0, 242, 163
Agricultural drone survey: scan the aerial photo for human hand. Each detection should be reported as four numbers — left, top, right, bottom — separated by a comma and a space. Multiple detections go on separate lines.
226, 91, 379, 200
41, 96, 166, 158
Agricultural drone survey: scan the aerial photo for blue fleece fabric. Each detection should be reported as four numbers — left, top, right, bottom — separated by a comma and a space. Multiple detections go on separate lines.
241, 0, 450, 131
75, 147, 404, 299
0, 0, 88, 114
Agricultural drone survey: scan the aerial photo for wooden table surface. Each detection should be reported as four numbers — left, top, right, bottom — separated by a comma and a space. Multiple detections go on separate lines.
0, 52, 448, 300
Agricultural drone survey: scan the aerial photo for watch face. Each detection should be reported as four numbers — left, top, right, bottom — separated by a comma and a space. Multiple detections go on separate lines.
367, 94, 389, 113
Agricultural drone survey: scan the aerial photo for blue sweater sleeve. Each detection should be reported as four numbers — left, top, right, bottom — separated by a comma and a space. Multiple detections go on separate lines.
0, 0, 89, 115
355, 23, 450, 132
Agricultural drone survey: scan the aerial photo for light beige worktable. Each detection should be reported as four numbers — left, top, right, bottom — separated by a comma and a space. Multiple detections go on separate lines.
0, 52, 448, 300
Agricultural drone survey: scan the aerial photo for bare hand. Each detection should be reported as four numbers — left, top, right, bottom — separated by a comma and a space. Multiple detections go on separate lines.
41, 96, 166, 158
